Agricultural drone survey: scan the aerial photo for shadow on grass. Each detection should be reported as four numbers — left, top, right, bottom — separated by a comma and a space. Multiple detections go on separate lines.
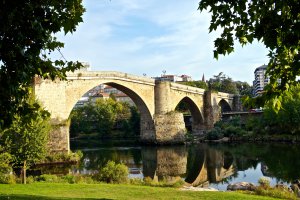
0, 194, 112, 200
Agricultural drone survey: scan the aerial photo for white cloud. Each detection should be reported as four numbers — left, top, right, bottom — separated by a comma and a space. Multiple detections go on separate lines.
56, 0, 269, 84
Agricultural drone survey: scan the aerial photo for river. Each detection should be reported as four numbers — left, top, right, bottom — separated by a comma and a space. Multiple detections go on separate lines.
53, 142, 299, 190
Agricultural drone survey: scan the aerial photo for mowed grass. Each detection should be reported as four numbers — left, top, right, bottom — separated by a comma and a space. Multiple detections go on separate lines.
0, 183, 281, 200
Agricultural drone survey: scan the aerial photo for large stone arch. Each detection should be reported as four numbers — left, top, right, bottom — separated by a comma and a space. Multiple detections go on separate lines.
218, 99, 232, 113
67, 81, 156, 142
34, 72, 156, 151
174, 96, 205, 134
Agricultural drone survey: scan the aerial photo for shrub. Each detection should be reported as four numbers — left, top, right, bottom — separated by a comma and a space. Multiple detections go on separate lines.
94, 160, 128, 184
206, 127, 224, 140
0, 173, 16, 184
36, 174, 59, 183
255, 186, 297, 199
224, 126, 244, 137
0, 152, 15, 184
62, 174, 76, 184
258, 177, 271, 189
26, 176, 35, 184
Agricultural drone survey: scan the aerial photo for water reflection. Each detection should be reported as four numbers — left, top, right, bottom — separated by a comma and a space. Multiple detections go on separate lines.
185, 144, 236, 186
33, 143, 300, 189
142, 146, 187, 183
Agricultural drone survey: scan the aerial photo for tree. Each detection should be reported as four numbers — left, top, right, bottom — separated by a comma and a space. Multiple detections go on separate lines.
235, 81, 253, 97
180, 80, 208, 90
208, 72, 238, 94
1, 99, 51, 184
0, 1, 85, 129
199, 0, 300, 109
263, 84, 300, 135
70, 98, 134, 138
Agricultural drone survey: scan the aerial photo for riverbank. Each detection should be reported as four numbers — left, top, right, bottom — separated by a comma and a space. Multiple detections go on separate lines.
191, 134, 300, 144
0, 183, 279, 200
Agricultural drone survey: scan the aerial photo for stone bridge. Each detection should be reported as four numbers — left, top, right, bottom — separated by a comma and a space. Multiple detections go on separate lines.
33, 71, 240, 152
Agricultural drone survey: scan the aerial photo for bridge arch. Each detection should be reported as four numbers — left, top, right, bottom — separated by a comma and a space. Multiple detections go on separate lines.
69, 81, 156, 141
174, 96, 204, 134
34, 72, 157, 151
218, 99, 232, 113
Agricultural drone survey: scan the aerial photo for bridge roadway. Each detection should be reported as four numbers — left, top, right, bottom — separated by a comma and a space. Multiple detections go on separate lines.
33, 71, 240, 152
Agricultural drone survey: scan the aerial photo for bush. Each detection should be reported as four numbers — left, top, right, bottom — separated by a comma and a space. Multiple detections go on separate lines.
94, 160, 128, 184
224, 126, 244, 137
206, 127, 224, 140
26, 176, 35, 184
36, 174, 59, 183
0, 173, 16, 184
0, 152, 15, 184
255, 186, 297, 199
258, 177, 271, 189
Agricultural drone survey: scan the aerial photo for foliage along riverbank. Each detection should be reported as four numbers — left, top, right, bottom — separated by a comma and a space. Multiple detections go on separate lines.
0, 182, 281, 200
203, 83, 300, 143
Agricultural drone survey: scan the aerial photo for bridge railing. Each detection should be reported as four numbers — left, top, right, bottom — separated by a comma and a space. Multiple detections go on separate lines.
66, 71, 155, 84
170, 82, 205, 94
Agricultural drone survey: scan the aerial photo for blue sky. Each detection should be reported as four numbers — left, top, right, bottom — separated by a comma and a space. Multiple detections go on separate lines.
56, 0, 269, 84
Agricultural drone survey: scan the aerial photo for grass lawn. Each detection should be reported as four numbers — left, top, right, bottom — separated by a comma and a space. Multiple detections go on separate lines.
0, 183, 280, 200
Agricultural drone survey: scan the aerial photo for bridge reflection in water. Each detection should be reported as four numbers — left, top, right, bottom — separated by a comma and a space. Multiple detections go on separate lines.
142, 144, 235, 186
32, 143, 300, 188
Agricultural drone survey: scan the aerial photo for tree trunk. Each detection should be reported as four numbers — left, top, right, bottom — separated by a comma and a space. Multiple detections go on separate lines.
23, 160, 27, 184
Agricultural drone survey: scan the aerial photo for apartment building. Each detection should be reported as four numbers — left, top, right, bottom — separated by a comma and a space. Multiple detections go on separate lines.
253, 65, 269, 97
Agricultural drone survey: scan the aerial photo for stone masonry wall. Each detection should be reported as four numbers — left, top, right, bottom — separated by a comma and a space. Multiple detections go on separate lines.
154, 112, 186, 144
48, 122, 70, 153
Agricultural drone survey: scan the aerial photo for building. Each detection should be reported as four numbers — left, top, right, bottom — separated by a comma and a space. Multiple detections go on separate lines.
180, 75, 192, 82
253, 65, 269, 97
153, 74, 192, 82
103, 85, 120, 94
114, 92, 135, 106
89, 92, 110, 103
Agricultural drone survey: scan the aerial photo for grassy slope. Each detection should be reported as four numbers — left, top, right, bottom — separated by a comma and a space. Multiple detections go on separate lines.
0, 183, 279, 200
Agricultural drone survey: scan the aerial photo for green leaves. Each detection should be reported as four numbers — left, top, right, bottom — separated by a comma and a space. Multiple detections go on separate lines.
199, 0, 300, 109
0, 99, 51, 169
0, 0, 85, 128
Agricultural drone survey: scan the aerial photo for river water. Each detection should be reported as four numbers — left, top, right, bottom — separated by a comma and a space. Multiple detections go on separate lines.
64, 142, 300, 190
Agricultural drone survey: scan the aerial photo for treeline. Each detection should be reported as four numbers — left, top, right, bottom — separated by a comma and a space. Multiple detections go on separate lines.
180, 72, 253, 96
206, 84, 300, 140
70, 98, 140, 139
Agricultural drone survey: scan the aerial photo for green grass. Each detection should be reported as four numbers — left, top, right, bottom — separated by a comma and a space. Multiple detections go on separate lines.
0, 183, 281, 200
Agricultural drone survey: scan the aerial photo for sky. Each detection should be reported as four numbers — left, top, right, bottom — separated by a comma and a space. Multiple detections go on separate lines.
56, 0, 270, 84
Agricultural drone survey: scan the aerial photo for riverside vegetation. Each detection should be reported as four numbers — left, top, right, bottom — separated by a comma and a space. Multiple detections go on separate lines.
205, 84, 300, 142
70, 98, 140, 144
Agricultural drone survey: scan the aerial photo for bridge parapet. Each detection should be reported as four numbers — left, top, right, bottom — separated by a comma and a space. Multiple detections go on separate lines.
170, 82, 205, 95
66, 71, 155, 85
217, 92, 235, 100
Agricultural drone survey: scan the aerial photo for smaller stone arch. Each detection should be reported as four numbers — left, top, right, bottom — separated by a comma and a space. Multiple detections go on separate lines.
175, 97, 205, 134
218, 99, 232, 113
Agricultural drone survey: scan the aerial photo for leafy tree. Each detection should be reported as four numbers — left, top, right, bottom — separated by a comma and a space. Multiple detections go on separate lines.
94, 160, 128, 184
0, 0, 85, 129
208, 72, 238, 94
199, 0, 300, 109
235, 81, 253, 97
128, 106, 140, 136
70, 98, 136, 138
1, 100, 51, 184
263, 84, 300, 135
180, 81, 208, 90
